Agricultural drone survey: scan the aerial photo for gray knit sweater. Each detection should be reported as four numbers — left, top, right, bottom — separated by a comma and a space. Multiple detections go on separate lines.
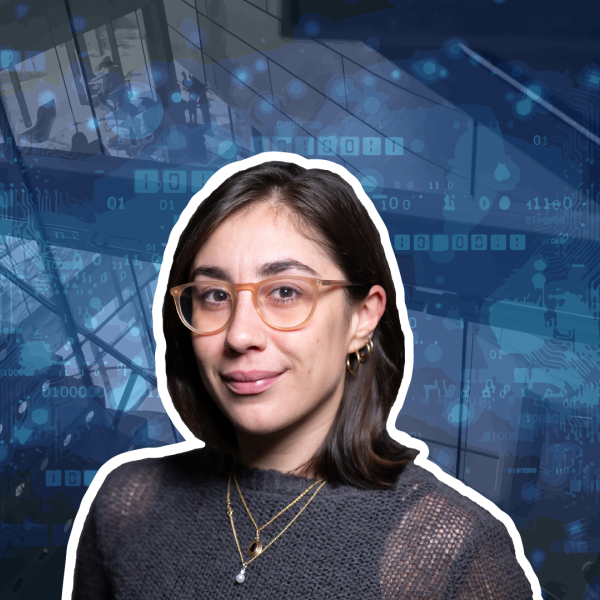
71, 448, 535, 599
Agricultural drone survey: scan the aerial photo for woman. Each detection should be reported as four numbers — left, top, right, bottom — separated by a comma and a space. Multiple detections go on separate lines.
69, 157, 536, 599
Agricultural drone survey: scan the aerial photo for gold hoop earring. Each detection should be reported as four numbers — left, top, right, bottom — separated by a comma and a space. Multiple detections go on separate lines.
358, 338, 374, 362
346, 348, 361, 374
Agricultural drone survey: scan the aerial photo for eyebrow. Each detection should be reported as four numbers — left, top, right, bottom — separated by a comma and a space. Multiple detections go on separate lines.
189, 260, 320, 282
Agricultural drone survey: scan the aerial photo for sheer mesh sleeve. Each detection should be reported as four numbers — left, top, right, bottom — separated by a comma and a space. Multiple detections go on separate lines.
379, 490, 534, 600
448, 518, 534, 600
70, 458, 165, 600
71, 498, 113, 600
380, 492, 471, 599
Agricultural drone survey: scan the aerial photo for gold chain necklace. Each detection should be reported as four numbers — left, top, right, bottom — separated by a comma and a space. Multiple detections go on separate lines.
226, 463, 327, 584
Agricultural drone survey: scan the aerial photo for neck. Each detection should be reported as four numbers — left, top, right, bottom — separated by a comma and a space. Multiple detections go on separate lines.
234, 406, 339, 480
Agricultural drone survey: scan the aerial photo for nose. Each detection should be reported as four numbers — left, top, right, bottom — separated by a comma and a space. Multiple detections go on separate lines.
224, 289, 267, 353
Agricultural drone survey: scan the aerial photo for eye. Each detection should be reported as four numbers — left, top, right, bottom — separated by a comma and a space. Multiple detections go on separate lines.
274, 286, 296, 299
205, 289, 230, 303
266, 284, 304, 303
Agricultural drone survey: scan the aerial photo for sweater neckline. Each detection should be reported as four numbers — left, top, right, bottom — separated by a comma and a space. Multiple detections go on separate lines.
198, 447, 419, 496
232, 462, 330, 495
211, 458, 418, 497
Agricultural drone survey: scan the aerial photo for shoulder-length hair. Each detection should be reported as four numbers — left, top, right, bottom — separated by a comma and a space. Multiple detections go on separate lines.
163, 160, 419, 489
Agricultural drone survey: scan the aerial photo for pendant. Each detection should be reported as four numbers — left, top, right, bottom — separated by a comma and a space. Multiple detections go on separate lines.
235, 565, 246, 584
247, 537, 263, 558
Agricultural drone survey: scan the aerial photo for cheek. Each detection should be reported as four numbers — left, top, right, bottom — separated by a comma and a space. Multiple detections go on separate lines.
191, 337, 219, 377
292, 317, 348, 375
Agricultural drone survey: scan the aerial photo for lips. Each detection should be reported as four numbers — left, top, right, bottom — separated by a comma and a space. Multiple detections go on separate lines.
221, 370, 285, 395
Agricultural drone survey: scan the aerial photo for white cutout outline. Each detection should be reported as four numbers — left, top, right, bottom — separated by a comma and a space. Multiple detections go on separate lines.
62, 152, 543, 599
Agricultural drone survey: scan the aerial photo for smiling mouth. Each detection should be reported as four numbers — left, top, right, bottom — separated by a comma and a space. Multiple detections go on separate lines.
221, 370, 285, 395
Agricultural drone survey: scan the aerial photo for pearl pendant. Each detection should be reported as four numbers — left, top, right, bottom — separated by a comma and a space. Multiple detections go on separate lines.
235, 567, 246, 584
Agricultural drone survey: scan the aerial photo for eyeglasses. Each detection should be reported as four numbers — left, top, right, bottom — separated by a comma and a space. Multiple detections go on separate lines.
170, 276, 362, 335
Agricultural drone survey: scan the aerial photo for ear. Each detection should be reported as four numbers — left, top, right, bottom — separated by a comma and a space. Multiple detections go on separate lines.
347, 285, 386, 353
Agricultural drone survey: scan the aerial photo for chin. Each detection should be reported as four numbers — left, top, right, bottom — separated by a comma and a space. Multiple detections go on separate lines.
228, 405, 294, 437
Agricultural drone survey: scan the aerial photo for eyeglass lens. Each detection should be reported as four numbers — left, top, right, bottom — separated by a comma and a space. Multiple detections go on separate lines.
178, 279, 316, 332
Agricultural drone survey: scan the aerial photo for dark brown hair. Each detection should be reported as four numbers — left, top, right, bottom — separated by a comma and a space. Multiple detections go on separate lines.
163, 160, 419, 489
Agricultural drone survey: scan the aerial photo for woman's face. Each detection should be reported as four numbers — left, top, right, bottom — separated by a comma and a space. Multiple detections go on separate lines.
189, 202, 364, 445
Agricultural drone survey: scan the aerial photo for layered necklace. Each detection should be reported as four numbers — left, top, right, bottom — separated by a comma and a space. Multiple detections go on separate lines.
226, 463, 327, 584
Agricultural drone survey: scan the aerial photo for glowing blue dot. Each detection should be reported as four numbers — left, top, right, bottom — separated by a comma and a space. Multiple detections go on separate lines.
133, 357, 143, 366
261, 38, 265, 42
410, 139, 424, 153
526, 86, 541, 101
364, 97, 380, 114
232, 68, 252, 88
499, 196, 510, 210
151, 69, 163, 82
167, 131, 186, 150
259, 99, 274, 113
86, 117, 98, 131
361, 175, 377, 193
449, 43, 461, 55
179, 18, 205, 50
218, 140, 237, 159
254, 59, 267, 73
190, 31, 201, 47
440, 69, 447, 76
335, 81, 347, 97
423, 62, 436, 75
130, 327, 140, 337
362, 74, 376, 87
32, 409, 48, 425
391, 70, 401, 80
505, 92, 515, 101
304, 20, 320, 37
290, 81, 303, 95
366, 37, 380, 51
516, 101, 530, 115
39, 91, 55, 105
15, 3, 29, 18
70, 15, 88, 33
171, 92, 182, 103
425, 343, 442, 362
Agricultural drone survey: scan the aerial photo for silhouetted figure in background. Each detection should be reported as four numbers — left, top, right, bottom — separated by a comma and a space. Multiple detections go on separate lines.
69, 131, 99, 155
89, 56, 124, 107
21, 93, 57, 144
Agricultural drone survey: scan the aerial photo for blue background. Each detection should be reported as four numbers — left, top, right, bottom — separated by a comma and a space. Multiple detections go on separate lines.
0, 0, 599, 598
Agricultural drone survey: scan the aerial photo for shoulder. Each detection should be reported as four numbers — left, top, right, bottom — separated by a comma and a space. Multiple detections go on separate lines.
381, 459, 517, 563
379, 461, 532, 598
91, 446, 224, 520
392, 459, 505, 530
